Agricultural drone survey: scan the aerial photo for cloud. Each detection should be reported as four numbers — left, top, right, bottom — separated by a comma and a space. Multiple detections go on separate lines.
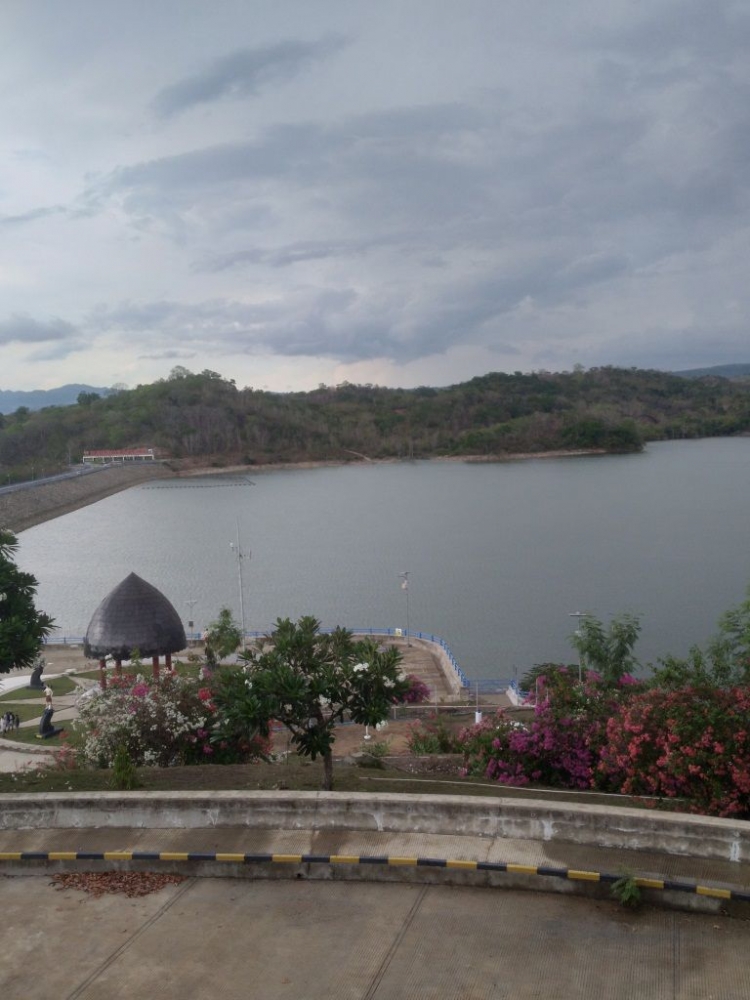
138, 349, 197, 361
0, 314, 77, 346
152, 36, 349, 118
194, 234, 404, 272
0, 205, 66, 228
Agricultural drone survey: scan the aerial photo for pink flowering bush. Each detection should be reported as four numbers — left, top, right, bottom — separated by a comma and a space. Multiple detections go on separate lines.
598, 685, 750, 817
461, 667, 643, 790
401, 674, 431, 704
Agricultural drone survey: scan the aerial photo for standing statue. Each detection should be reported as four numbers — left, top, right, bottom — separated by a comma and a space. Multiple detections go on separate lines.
29, 656, 46, 690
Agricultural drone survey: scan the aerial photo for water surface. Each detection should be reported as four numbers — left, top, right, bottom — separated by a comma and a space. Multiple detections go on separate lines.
16, 439, 750, 679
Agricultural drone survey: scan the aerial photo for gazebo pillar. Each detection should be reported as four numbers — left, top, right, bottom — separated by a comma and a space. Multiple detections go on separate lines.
99, 659, 107, 690
115, 659, 123, 678
165, 653, 173, 673
152, 655, 160, 681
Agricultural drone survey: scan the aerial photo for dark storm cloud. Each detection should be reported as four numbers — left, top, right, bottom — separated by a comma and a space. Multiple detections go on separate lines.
0, 314, 77, 345
152, 36, 349, 118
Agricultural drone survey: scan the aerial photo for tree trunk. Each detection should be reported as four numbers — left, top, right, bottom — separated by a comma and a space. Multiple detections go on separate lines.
322, 750, 334, 791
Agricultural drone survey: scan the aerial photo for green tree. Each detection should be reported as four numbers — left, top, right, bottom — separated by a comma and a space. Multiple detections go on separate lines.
76, 391, 100, 407
203, 607, 243, 669
214, 615, 407, 790
0, 530, 56, 672
570, 613, 641, 685
651, 585, 750, 689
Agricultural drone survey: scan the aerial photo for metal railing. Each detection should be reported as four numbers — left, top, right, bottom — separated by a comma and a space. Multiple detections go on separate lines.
43, 627, 481, 692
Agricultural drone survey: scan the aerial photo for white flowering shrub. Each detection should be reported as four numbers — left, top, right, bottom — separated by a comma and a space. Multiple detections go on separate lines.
76, 673, 224, 768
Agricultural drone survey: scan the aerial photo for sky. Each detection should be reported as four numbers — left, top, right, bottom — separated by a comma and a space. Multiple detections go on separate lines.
1, 1, 749, 393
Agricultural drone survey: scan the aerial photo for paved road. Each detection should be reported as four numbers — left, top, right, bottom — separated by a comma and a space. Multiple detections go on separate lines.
1, 875, 748, 999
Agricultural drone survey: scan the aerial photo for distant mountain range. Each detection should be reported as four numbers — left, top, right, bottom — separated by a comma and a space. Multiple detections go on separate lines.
0, 384, 111, 414
672, 363, 750, 379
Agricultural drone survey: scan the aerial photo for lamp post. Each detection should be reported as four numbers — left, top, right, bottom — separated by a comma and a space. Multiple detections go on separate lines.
399, 571, 411, 646
569, 610, 587, 683
186, 598, 198, 645
230, 521, 249, 648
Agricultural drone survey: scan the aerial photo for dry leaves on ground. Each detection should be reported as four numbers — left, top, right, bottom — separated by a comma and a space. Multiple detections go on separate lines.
50, 871, 187, 897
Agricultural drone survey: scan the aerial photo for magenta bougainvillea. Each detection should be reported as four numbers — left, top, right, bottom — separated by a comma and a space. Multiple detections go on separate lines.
457, 667, 750, 818
461, 668, 640, 789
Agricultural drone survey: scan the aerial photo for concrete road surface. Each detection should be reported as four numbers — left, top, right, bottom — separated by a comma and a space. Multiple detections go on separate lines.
1, 875, 749, 999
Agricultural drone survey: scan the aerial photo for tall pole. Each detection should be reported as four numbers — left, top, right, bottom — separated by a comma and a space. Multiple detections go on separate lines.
186, 598, 198, 645
569, 610, 586, 683
399, 571, 411, 646
230, 521, 249, 648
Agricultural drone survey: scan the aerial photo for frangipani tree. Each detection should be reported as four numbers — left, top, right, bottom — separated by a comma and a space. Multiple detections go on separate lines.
214, 615, 408, 789
0, 529, 55, 673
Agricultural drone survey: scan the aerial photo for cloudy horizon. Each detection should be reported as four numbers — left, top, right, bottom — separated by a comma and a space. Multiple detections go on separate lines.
2, 1, 749, 392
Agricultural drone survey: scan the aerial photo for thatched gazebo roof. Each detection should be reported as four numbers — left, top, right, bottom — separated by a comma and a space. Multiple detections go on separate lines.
84, 572, 186, 661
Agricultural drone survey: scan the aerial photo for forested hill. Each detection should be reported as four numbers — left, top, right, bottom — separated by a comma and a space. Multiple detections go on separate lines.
2, 365, 750, 481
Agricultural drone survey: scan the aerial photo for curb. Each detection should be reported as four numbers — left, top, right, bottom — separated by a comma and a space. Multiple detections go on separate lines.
1, 849, 747, 903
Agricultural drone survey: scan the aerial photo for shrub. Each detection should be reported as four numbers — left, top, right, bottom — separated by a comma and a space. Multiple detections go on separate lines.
461, 669, 643, 790
598, 685, 750, 817
400, 674, 431, 704
406, 713, 461, 754
75, 672, 268, 769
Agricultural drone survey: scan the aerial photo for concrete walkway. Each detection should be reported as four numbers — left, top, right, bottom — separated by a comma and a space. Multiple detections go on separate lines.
1, 873, 749, 999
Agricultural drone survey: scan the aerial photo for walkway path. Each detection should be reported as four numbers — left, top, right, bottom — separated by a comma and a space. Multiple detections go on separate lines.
2, 875, 748, 999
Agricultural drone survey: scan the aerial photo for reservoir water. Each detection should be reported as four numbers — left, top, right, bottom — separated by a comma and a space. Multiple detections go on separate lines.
15, 438, 750, 680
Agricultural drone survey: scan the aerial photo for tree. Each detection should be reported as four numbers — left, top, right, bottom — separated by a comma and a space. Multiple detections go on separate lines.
214, 616, 408, 790
203, 607, 243, 670
0, 530, 56, 673
570, 613, 641, 685
77, 391, 100, 407
651, 585, 750, 689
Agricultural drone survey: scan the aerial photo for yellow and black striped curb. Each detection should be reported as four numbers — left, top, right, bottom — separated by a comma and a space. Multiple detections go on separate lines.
0, 850, 746, 901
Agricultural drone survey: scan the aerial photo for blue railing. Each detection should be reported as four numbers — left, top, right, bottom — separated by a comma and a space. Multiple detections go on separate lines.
243, 626, 471, 690
44, 626, 473, 690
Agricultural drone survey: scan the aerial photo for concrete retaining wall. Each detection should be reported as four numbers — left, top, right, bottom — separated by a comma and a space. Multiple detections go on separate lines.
3, 791, 749, 864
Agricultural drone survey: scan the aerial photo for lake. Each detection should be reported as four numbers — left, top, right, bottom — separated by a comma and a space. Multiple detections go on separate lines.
15, 438, 750, 681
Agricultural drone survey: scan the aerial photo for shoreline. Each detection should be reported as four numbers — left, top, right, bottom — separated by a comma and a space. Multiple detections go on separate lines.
176, 447, 609, 479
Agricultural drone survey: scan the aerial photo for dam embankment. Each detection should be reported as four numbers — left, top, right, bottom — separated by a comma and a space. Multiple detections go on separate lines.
0, 464, 174, 533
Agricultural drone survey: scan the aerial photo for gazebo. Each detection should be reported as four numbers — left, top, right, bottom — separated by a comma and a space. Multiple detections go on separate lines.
84, 572, 187, 688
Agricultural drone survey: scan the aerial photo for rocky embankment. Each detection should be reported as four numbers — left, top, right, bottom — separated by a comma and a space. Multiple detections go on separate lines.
0, 464, 174, 533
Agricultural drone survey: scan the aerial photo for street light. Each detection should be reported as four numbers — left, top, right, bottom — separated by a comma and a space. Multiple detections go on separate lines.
186, 598, 198, 645
230, 521, 250, 648
399, 571, 411, 646
569, 610, 587, 683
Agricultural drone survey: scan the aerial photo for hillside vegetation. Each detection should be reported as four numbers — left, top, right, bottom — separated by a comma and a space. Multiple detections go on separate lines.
2, 365, 750, 481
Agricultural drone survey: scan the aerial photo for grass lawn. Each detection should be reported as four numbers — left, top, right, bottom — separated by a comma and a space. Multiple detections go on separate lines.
2, 724, 70, 747
0, 751, 660, 813
0, 676, 77, 701
0, 757, 504, 795
0, 703, 46, 725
